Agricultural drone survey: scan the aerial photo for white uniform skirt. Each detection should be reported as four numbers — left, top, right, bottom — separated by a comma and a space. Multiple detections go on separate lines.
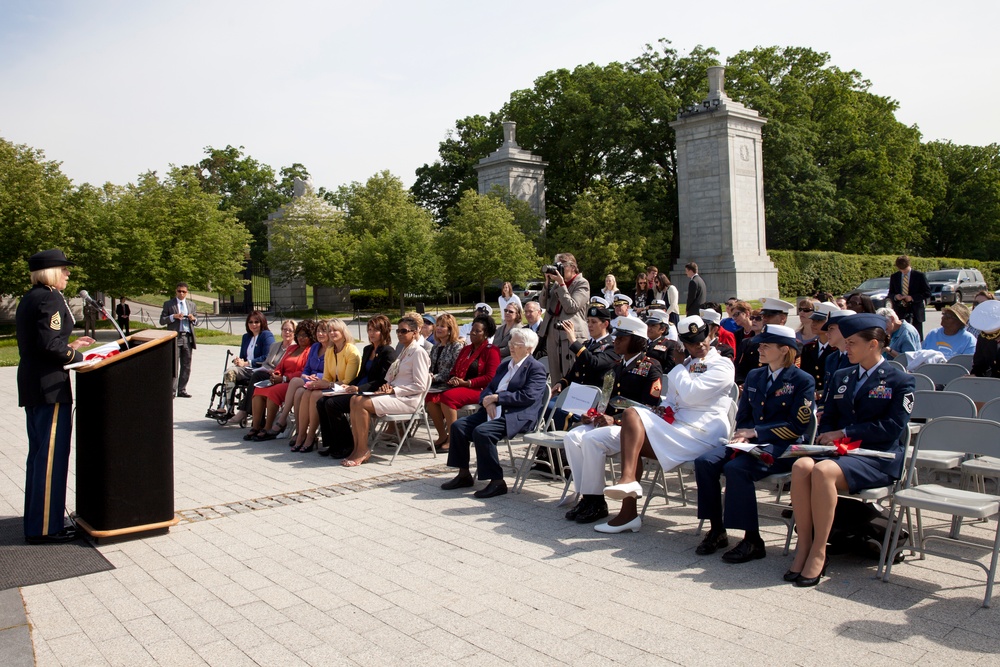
636, 408, 730, 472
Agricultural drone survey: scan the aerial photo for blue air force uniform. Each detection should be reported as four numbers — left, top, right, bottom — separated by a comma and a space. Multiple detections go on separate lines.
695, 365, 815, 532
819, 360, 914, 491
16, 255, 85, 540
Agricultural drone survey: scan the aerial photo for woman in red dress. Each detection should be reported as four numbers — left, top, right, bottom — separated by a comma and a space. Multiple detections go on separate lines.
244, 321, 315, 440
425, 315, 500, 452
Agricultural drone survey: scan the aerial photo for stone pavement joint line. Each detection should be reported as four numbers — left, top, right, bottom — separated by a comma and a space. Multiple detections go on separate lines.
175, 465, 451, 523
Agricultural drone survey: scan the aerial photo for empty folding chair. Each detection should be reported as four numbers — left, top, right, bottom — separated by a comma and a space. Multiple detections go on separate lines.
910, 390, 977, 483
950, 354, 974, 372
883, 417, 1000, 607
512, 384, 592, 493
944, 376, 1000, 411
914, 363, 968, 390
910, 373, 935, 392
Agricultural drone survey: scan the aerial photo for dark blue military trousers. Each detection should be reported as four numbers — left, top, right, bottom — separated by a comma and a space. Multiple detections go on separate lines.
695, 444, 793, 532
24, 402, 73, 538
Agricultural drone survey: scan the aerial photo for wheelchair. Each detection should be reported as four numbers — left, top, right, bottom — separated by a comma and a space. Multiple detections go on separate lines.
205, 350, 250, 426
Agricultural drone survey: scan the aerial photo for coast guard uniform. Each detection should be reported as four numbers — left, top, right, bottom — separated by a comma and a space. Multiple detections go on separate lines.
695, 365, 815, 532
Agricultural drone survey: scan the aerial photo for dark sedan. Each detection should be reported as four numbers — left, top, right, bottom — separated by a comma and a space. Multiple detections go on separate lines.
845, 277, 890, 309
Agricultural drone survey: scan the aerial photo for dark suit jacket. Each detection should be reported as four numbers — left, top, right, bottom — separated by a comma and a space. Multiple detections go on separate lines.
16, 284, 84, 406
820, 363, 915, 479
160, 297, 198, 348
479, 355, 548, 438
353, 344, 397, 392
686, 274, 707, 314
738, 366, 815, 453
888, 269, 930, 323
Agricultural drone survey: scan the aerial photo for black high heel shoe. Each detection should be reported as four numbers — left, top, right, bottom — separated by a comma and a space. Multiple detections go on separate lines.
782, 569, 801, 583
793, 557, 829, 588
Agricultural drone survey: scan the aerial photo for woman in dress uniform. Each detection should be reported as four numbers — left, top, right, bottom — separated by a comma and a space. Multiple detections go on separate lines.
596, 315, 736, 533
787, 313, 914, 587
562, 316, 663, 524
693, 324, 815, 563
16, 249, 95, 544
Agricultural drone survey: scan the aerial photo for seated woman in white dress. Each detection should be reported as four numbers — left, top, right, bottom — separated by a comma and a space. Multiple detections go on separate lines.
596, 315, 736, 533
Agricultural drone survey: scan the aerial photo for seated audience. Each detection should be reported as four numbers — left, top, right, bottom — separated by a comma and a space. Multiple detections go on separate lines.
493, 300, 524, 358
846, 292, 876, 314
317, 315, 396, 459
344, 316, 431, 467
787, 314, 913, 587
922, 303, 976, 359
645, 311, 682, 371
562, 316, 664, 524
459, 303, 494, 339
440, 328, 548, 498
799, 303, 838, 395
244, 320, 315, 440
694, 324, 815, 563
259, 319, 328, 440
220, 311, 276, 425
290, 319, 361, 453
596, 315, 736, 534
876, 307, 919, 360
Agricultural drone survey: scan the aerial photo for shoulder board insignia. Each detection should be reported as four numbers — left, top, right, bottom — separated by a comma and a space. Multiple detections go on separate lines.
50, 311, 61, 330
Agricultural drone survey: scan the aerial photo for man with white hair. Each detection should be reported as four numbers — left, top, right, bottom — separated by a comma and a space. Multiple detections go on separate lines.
876, 307, 920, 359
441, 327, 548, 499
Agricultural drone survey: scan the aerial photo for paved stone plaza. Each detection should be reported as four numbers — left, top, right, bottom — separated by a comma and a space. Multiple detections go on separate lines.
2, 329, 1000, 666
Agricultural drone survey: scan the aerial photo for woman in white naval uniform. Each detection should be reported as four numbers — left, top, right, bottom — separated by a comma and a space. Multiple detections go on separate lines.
597, 315, 736, 533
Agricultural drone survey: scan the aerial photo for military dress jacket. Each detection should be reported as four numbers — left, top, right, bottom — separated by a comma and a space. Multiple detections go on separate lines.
820, 362, 915, 479
607, 352, 663, 415
800, 340, 836, 391
555, 334, 620, 389
737, 365, 816, 452
16, 284, 84, 407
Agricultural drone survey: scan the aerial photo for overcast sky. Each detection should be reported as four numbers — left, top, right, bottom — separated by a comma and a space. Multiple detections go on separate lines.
2, 0, 996, 192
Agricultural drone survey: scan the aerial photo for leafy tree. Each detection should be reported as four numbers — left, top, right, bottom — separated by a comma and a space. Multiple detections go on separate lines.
192, 145, 292, 262
548, 183, 649, 284
438, 190, 540, 301
341, 171, 443, 313
0, 138, 73, 295
267, 191, 356, 288
483, 185, 544, 253
919, 141, 1000, 259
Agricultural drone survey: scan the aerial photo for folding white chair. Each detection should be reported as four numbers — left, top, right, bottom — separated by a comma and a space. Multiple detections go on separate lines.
512, 384, 591, 493
914, 363, 968, 390
368, 382, 434, 465
883, 417, 1000, 607
944, 376, 1000, 410
910, 373, 935, 392
950, 354, 975, 372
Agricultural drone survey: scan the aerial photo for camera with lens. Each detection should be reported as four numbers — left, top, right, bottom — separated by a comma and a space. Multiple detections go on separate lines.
543, 262, 564, 276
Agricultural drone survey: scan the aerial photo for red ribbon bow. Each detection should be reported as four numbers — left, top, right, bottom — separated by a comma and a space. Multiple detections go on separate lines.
833, 437, 862, 456
661, 406, 675, 424
585, 408, 604, 421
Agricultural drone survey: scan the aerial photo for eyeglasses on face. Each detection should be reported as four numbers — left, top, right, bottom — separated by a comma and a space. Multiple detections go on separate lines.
750, 316, 763, 322
176, 289, 188, 294
504, 309, 517, 314
798, 307, 813, 312
396, 328, 414, 335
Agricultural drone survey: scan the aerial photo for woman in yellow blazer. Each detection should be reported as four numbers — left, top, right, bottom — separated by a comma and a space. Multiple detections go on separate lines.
291, 319, 361, 452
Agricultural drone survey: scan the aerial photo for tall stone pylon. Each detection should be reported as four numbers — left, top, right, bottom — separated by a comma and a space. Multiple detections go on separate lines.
669, 66, 779, 303
474, 121, 548, 227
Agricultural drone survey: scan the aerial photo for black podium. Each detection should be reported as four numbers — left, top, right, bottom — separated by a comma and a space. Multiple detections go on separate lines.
73, 330, 179, 540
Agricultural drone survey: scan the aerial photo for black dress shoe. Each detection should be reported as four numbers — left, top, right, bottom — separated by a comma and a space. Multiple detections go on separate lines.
317, 445, 332, 457
782, 570, 801, 582
441, 473, 475, 490
473, 479, 508, 498
177, 390, 192, 398
574, 501, 609, 524
565, 499, 588, 521
721, 538, 767, 563
26, 528, 79, 545
695, 529, 729, 555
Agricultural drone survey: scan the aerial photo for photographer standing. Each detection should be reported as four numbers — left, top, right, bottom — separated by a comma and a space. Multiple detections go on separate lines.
539, 253, 590, 381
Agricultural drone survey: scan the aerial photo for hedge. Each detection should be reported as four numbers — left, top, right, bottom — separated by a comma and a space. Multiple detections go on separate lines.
769, 250, 1000, 298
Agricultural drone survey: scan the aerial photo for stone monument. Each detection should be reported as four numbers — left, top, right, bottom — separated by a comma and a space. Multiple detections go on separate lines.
474, 121, 548, 225
669, 66, 779, 302
267, 177, 351, 312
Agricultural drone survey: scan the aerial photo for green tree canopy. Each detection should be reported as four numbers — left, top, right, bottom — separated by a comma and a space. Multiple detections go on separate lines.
267, 191, 356, 288
438, 190, 540, 301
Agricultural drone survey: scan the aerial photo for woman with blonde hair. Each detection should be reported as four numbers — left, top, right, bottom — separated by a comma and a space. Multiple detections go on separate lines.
291, 319, 361, 452
796, 297, 820, 345
602, 274, 618, 304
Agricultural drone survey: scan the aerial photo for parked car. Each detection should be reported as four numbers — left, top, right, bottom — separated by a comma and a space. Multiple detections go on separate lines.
927, 268, 988, 310
845, 277, 890, 309
519, 281, 543, 302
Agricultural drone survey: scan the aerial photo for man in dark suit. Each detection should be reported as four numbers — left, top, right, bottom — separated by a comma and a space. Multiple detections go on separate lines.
523, 300, 546, 360
441, 328, 549, 498
685, 262, 707, 316
159, 282, 198, 398
888, 255, 931, 339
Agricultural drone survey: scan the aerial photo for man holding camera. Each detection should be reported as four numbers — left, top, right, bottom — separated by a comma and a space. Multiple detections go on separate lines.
539, 253, 590, 381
